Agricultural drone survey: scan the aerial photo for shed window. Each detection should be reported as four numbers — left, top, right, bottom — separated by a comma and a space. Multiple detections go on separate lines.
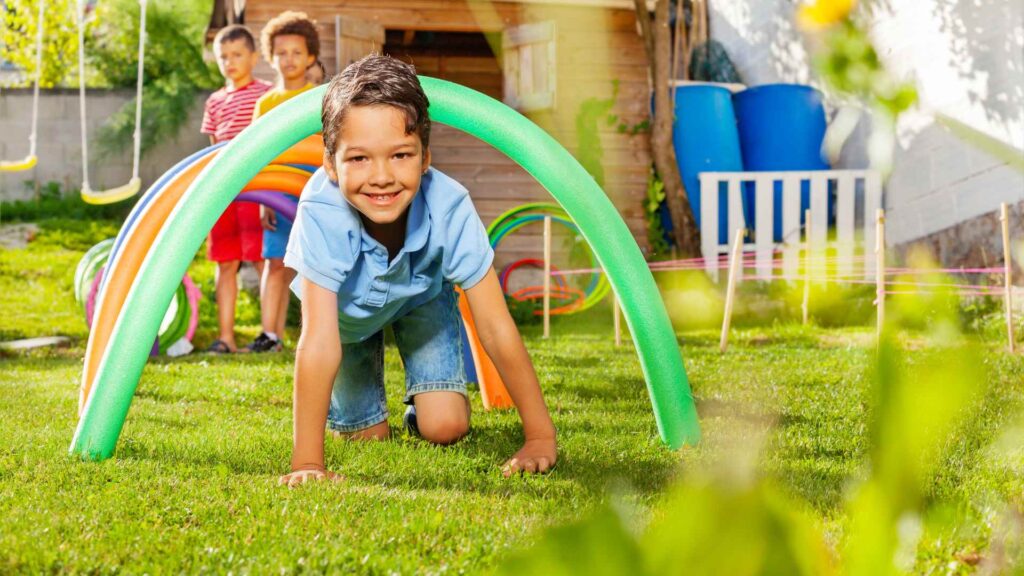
502, 21, 556, 112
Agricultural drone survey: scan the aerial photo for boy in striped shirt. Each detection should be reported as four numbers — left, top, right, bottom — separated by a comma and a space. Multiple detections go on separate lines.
201, 25, 272, 354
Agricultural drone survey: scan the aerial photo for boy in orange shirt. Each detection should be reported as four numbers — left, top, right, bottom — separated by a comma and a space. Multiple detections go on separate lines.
244, 11, 321, 353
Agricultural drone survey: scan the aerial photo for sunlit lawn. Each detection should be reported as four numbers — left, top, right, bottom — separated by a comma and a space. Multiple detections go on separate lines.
1, 219, 1021, 573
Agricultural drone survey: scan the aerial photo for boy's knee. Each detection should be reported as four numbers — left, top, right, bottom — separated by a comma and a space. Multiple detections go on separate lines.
417, 411, 469, 445
216, 260, 239, 274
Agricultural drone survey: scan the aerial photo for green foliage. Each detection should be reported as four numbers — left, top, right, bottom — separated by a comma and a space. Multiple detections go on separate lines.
2, 0, 219, 156
499, 255, 1019, 575
805, 11, 917, 174
505, 295, 541, 325
844, 255, 986, 575
658, 269, 725, 330
574, 82, 618, 189
89, 0, 220, 156
1, 220, 1022, 573
1, 0, 80, 88
813, 20, 917, 121
500, 479, 836, 575
0, 181, 132, 223
645, 170, 671, 257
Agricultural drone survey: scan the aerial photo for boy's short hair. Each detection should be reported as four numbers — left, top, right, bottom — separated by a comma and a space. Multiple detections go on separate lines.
260, 11, 320, 64
213, 24, 257, 53
322, 55, 431, 158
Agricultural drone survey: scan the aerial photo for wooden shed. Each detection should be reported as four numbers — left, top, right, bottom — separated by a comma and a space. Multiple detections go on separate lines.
212, 0, 653, 271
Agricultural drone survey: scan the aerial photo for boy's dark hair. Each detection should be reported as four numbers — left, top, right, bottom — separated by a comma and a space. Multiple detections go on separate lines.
260, 11, 320, 65
213, 25, 256, 53
322, 55, 431, 158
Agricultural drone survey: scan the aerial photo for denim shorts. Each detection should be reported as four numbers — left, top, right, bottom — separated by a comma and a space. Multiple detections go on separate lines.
327, 283, 469, 433
262, 214, 293, 259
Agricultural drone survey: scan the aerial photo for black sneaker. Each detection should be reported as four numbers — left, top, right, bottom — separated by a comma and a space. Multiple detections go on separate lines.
403, 406, 421, 437
243, 332, 283, 353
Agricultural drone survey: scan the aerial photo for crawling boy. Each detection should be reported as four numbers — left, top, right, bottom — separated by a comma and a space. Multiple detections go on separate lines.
280, 55, 557, 485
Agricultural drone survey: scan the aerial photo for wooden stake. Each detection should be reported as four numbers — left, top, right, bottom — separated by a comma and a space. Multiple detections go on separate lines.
543, 215, 551, 339
1000, 202, 1015, 353
613, 296, 622, 347
876, 209, 886, 337
802, 209, 812, 325
720, 227, 745, 353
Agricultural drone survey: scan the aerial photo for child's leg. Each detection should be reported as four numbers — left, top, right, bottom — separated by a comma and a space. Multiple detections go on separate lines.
208, 203, 244, 351
327, 330, 391, 440
411, 392, 470, 445
393, 283, 471, 445
259, 258, 291, 337
258, 212, 294, 339
214, 260, 240, 350
275, 268, 297, 338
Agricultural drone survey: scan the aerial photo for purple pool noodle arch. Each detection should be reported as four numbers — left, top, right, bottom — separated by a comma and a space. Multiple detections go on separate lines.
235, 191, 298, 222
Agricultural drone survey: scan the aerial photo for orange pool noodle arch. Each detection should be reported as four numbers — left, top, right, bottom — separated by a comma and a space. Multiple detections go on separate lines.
79, 154, 215, 411
80, 140, 324, 412
455, 287, 513, 410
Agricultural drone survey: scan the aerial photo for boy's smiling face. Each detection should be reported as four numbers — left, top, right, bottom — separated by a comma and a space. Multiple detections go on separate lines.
324, 105, 431, 230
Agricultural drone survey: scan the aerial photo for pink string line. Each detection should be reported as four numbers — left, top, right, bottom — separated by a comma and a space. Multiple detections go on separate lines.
552, 261, 1008, 278
882, 289, 1005, 296
741, 274, 1006, 295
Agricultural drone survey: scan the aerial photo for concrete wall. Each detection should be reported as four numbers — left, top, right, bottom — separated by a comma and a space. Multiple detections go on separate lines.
708, 0, 1024, 259
0, 89, 208, 201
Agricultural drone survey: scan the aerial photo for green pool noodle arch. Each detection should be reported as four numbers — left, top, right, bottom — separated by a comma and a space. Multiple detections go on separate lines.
70, 77, 700, 459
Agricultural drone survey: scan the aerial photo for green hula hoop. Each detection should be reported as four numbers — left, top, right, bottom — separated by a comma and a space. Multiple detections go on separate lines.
157, 283, 189, 352
489, 215, 610, 312
486, 202, 565, 235
76, 239, 189, 351
75, 239, 116, 307
70, 77, 699, 459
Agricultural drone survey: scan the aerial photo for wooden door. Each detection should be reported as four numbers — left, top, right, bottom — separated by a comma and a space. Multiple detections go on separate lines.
330, 15, 385, 75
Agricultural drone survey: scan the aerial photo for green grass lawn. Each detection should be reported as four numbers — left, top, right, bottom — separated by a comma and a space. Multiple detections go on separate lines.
1, 219, 1022, 573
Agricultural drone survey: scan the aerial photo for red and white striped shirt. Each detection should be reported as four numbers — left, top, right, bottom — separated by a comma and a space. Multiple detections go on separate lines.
201, 79, 272, 143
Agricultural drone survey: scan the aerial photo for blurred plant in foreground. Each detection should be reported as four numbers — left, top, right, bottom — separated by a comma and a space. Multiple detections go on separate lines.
798, 0, 1023, 176
498, 252, 1022, 575
796, 0, 917, 176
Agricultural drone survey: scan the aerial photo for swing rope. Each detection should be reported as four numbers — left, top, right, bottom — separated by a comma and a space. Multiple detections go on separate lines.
78, 0, 147, 205
0, 0, 45, 172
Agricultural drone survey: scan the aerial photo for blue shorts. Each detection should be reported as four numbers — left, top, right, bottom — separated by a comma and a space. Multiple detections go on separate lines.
327, 283, 469, 433
262, 213, 293, 259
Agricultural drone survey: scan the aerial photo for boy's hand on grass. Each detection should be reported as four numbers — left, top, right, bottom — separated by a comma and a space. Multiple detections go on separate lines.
278, 467, 343, 488
260, 206, 277, 231
502, 437, 557, 477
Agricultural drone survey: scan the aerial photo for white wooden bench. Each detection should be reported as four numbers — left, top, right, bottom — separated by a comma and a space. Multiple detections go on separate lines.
698, 169, 883, 281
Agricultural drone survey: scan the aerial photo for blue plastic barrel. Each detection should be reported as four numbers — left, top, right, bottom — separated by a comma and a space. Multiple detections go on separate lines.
733, 84, 829, 240
668, 84, 745, 245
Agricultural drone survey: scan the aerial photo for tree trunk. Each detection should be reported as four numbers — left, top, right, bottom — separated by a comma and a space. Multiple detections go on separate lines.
634, 0, 702, 257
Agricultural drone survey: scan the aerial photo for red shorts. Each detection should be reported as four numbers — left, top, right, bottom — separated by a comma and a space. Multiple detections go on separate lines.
207, 201, 263, 262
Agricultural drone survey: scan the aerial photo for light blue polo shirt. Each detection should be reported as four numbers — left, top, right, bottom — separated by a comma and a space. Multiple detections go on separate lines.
284, 166, 494, 344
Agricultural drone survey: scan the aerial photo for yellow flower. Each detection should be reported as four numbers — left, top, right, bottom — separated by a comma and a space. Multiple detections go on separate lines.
797, 0, 856, 31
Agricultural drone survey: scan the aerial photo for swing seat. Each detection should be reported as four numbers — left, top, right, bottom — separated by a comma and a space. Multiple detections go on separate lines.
0, 155, 38, 172
82, 177, 142, 205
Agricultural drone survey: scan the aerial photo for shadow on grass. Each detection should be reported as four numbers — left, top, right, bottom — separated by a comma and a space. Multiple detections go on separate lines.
108, 415, 681, 499
695, 397, 803, 427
